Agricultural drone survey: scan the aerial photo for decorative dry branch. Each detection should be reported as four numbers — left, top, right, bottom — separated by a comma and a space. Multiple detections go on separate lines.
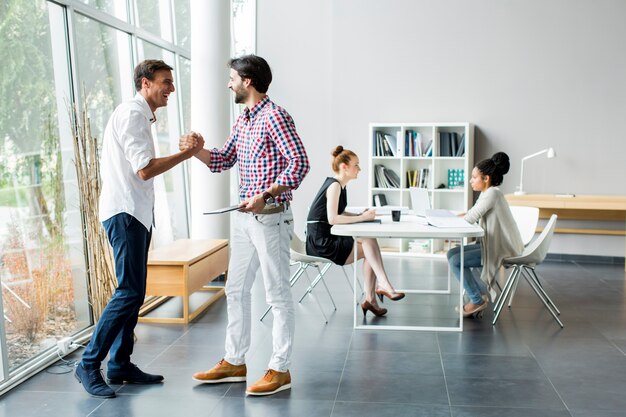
70, 94, 116, 322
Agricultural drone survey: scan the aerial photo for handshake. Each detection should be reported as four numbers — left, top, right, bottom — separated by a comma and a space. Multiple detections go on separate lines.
179, 131, 205, 154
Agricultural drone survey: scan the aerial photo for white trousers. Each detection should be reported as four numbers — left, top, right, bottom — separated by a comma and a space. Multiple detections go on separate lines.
224, 207, 294, 372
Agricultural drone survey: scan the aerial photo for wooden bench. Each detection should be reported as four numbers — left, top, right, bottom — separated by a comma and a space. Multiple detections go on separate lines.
138, 239, 229, 324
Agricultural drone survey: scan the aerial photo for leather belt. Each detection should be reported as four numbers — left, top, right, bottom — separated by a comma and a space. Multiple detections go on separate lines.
260, 201, 290, 215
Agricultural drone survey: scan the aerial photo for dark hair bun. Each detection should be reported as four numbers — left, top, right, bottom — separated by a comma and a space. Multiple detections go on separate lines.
491, 152, 510, 175
332, 146, 344, 157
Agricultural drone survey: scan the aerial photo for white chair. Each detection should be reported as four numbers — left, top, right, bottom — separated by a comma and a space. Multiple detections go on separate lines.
500, 206, 540, 305
260, 234, 337, 323
492, 214, 563, 327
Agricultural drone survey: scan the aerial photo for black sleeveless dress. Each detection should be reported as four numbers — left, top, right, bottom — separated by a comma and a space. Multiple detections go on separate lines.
306, 177, 354, 265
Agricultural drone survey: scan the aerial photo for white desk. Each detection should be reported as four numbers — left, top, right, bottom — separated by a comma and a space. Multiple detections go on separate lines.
331, 215, 484, 332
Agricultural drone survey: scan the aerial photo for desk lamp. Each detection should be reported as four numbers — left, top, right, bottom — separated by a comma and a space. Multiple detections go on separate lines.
515, 147, 556, 195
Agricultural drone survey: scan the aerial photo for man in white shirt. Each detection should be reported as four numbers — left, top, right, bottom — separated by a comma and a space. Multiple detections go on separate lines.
75, 59, 204, 399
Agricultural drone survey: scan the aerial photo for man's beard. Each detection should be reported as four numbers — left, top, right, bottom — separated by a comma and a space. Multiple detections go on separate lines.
234, 90, 246, 104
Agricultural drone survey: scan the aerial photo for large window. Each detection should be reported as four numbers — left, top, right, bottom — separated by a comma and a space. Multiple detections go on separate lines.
0, 0, 192, 392
0, 0, 90, 373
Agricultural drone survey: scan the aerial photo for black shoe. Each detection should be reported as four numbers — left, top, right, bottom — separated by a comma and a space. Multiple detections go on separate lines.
107, 363, 164, 384
75, 363, 116, 399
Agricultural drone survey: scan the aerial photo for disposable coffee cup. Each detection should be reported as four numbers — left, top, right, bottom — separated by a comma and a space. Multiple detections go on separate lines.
391, 210, 401, 222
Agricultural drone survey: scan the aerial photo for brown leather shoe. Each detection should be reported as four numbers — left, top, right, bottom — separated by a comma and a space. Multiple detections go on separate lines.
375, 288, 406, 302
245, 369, 291, 396
361, 300, 387, 317
192, 359, 246, 383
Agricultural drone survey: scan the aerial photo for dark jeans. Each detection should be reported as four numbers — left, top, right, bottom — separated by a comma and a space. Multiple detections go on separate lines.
81, 213, 151, 371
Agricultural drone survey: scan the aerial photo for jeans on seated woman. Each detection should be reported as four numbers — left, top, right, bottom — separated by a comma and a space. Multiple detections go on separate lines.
447, 244, 484, 305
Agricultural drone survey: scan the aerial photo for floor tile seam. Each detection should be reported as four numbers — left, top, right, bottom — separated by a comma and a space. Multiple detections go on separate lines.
142, 326, 194, 368
329, 330, 355, 417
524, 343, 572, 413
144, 343, 179, 368
439, 351, 534, 358
436, 333, 453, 412
85, 398, 111, 416
448, 404, 574, 412
202, 394, 227, 417
608, 339, 626, 356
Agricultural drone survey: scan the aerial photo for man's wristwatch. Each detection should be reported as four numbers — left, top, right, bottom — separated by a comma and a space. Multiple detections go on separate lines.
262, 191, 275, 205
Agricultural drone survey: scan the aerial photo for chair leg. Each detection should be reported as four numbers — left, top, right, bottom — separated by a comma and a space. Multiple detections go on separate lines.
260, 262, 307, 321
298, 263, 332, 303
507, 273, 521, 308
315, 264, 337, 311
522, 268, 563, 328
493, 266, 520, 325
525, 266, 561, 315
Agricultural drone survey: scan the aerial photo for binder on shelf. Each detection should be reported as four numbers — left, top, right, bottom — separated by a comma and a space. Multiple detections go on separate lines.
374, 165, 400, 188
373, 193, 388, 206
456, 133, 465, 156
450, 132, 458, 156
439, 132, 451, 156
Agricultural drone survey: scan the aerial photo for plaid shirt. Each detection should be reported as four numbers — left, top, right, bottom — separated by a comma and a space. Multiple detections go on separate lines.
208, 96, 310, 203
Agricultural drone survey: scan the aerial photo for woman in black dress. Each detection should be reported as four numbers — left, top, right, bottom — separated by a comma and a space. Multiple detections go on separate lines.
306, 146, 404, 317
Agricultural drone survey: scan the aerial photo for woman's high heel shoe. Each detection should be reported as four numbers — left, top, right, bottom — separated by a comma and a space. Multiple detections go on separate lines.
375, 288, 406, 302
361, 300, 387, 317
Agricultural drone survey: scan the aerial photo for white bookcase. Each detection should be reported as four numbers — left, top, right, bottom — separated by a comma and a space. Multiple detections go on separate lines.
369, 122, 474, 257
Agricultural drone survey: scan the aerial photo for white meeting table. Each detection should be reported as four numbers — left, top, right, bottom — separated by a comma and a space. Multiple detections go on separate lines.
331, 215, 484, 332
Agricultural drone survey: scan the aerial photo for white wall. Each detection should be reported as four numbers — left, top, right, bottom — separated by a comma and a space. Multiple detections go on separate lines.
257, 0, 626, 257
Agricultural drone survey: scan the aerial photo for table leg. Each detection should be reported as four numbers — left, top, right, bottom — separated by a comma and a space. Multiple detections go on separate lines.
353, 237, 358, 329
459, 239, 464, 331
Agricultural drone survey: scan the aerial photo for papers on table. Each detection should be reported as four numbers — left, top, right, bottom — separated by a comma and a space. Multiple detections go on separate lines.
203, 204, 242, 215
345, 206, 409, 215
426, 215, 473, 228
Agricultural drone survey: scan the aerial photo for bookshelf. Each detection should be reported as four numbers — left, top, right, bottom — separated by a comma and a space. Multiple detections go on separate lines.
369, 122, 474, 257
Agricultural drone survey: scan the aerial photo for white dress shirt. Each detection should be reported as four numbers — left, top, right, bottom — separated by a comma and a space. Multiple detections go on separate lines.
99, 93, 156, 231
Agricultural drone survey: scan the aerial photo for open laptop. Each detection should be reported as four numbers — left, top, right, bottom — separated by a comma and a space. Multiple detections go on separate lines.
410, 187, 456, 218
409, 187, 431, 217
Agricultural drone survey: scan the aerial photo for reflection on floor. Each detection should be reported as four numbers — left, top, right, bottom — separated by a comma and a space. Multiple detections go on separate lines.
2, 257, 626, 417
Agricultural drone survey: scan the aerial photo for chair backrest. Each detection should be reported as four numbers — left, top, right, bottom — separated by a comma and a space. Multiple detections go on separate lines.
291, 233, 307, 255
513, 214, 558, 266
509, 205, 540, 246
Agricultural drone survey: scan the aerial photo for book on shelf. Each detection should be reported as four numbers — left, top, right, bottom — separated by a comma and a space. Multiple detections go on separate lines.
456, 133, 465, 156
439, 131, 465, 157
373, 193, 388, 206
405, 130, 425, 157
419, 168, 429, 188
374, 165, 400, 188
406, 169, 429, 188
439, 132, 451, 157
373, 130, 402, 157
450, 132, 458, 156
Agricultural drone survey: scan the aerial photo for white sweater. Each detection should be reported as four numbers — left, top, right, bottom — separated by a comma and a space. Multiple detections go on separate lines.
464, 187, 524, 290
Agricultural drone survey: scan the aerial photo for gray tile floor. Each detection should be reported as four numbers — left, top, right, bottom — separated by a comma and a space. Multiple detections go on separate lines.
2, 258, 626, 417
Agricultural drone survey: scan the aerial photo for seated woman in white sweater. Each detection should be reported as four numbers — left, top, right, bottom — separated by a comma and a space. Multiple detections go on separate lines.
447, 152, 524, 317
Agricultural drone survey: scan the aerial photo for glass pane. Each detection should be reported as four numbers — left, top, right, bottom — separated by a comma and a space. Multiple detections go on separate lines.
79, 0, 128, 22
178, 56, 191, 133
74, 13, 133, 141
172, 0, 190, 50
232, 0, 256, 56
137, 42, 189, 244
134, 0, 173, 43
0, 0, 90, 373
